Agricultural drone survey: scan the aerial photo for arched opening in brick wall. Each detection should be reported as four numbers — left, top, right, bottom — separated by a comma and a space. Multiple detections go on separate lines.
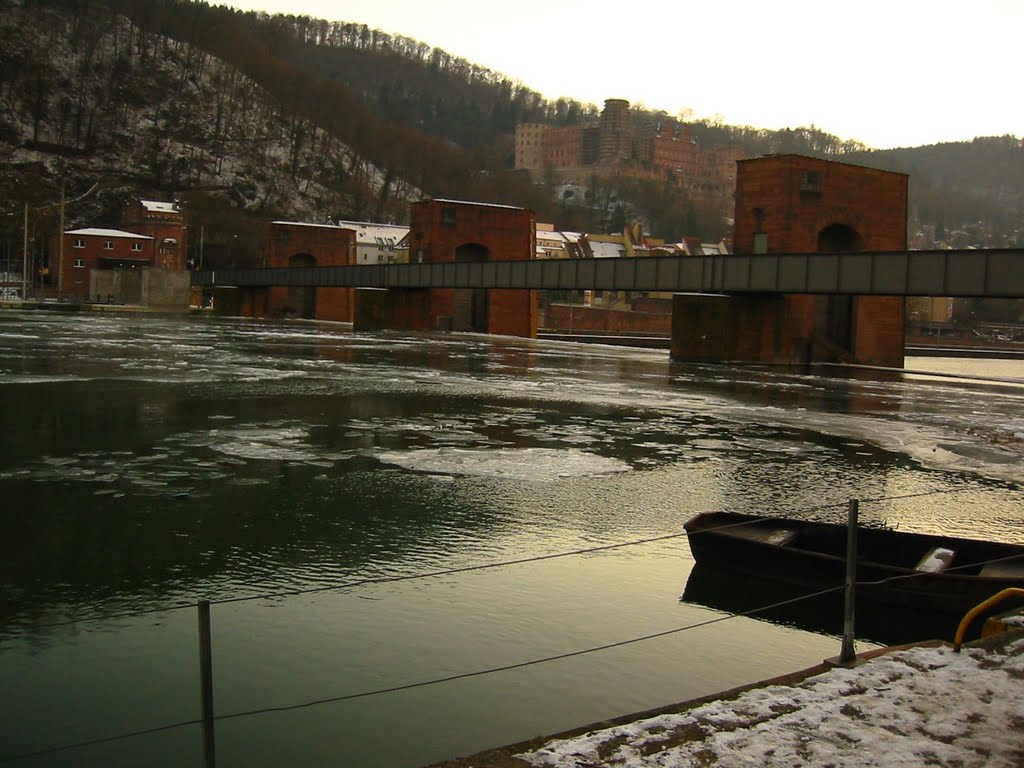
815, 223, 864, 359
288, 253, 317, 319
817, 223, 864, 253
453, 243, 490, 333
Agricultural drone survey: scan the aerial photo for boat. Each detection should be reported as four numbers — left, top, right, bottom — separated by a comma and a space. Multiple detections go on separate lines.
683, 511, 1024, 616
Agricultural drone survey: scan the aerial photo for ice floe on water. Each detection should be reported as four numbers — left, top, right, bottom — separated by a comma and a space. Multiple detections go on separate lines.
0, 374, 84, 385
206, 426, 324, 462
375, 447, 631, 481
1, 420, 358, 497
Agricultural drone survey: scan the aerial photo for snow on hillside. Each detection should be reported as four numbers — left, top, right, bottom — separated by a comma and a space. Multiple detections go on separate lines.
0, 0, 419, 223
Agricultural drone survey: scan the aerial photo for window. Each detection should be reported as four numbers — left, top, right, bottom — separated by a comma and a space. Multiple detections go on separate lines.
441, 207, 457, 226
131, 243, 143, 251
73, 239, 85, 249
103, 240, 114, 250
799, 171, 822, 194
73, 258, 85, 268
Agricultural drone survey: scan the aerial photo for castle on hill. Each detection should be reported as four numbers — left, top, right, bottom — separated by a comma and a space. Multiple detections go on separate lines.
515, 98, 743, 196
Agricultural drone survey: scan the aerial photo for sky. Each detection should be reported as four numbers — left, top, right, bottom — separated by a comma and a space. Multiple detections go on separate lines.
226, 0, 1022, 150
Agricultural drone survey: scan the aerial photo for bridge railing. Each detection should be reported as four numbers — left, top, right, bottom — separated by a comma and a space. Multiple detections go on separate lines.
193, 248, 1024, 298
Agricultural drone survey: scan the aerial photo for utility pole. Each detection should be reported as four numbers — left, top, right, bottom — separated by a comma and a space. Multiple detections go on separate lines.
57, 181, 65, 298
22, 203, 28, 299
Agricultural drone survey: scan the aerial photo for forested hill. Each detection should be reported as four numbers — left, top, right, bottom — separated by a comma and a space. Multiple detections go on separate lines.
1, 0, 1021, 254
0, 0, 564, 254
847, 138, 1024, 244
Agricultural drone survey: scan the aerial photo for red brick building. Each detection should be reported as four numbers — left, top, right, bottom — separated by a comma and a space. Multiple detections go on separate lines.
413, 199, 536, 337
52, 228, 154, 299
211, 222, 357, 319
121, 200, 189, 270
544, 126, 583, 168
673, 154, 908, 366
260, 222, 356, 321
356, 200, 537, 337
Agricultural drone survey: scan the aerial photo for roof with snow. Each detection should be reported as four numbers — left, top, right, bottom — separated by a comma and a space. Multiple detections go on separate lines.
140, 200, 179, 214
430, 199, 528, 211
591, 241, 627, 258
65, 228, 153, 239
270, 220, 409, 247
334, 221, 410, 246
270, 221, 339, 229
537, 232, 569, 246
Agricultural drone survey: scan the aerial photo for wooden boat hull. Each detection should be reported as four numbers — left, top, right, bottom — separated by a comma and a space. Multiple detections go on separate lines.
683, 511, 1024, 616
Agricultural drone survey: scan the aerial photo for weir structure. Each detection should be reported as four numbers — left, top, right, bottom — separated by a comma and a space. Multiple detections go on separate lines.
354, 199, 536, 337
196, 156, 1024, 369
672, 154, 909, 366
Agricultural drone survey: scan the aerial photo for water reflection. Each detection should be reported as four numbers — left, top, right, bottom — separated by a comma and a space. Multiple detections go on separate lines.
681, 562, 963, 646
1, 312, 1023, 767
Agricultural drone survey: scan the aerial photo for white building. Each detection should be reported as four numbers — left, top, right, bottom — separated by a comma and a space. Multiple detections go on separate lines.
334, 221, 410, 265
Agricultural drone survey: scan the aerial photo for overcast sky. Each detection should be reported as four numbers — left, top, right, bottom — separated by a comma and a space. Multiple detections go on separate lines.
227, 0, 1021, 150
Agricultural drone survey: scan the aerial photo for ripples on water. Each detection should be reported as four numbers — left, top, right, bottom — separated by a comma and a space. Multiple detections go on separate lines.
0, 311, 1022, 766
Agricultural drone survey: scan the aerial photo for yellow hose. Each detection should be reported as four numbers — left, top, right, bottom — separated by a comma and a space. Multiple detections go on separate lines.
953, 588, 1024, 651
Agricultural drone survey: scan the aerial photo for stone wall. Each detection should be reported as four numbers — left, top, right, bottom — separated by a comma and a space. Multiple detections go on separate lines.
90, 268, 190, 307
544, 304, 672, 335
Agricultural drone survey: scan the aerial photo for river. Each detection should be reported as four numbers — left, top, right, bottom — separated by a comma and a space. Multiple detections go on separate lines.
1, 310, 1022, 767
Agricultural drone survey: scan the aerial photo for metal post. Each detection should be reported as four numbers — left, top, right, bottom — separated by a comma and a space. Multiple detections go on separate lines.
57, 182, 65, 299
198, 600, 216, 768
22, 203, 28, 299
840, 499, 859, 664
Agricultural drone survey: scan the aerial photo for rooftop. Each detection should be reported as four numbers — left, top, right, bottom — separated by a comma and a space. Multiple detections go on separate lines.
65, 228, 153, 239
140, 200, 179, 214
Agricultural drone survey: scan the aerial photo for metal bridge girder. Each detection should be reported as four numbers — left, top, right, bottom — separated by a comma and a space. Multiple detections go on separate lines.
194, 249, 1024, 299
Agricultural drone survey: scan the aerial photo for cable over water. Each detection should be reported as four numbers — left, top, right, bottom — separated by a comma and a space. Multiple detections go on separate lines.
10, 487, 972, 632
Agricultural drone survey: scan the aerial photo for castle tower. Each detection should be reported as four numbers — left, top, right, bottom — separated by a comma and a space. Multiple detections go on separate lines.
598, 98, 631, 164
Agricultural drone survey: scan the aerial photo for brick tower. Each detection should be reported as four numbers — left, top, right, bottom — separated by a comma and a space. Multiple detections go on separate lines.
598, 99, 631, 165
673, 155, 909, 367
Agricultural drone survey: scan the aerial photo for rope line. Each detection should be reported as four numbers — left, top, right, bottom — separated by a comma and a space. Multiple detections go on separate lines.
0, 582, 846, 764
3, 494, 1018, 765
215, 582, 848, 722
11, 486, 973, 631
0, 718, 202, 763
211, 531, 692, 606
15, 532, 691, 629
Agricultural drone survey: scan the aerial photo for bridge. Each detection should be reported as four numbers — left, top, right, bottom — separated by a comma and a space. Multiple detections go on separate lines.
191, 157, 1023, 369
193, 248, 1024, 298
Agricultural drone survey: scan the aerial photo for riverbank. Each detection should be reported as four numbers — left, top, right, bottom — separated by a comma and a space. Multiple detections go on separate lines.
0, 298, 192, 314
427, 631, 1024, 768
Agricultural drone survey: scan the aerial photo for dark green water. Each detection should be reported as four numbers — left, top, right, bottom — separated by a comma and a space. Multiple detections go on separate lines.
1, 311, 1022, 767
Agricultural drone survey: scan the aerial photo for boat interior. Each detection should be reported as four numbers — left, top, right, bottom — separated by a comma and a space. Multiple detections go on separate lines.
715, 516, 1024, 578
